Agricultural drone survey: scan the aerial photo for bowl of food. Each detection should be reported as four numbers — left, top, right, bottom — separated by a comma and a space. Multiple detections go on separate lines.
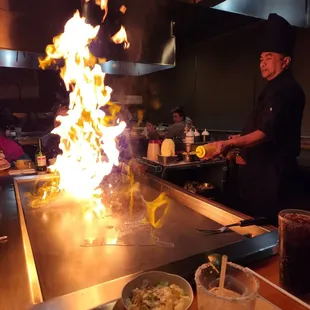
122, 271, 194, 310
14, 159, 33, 170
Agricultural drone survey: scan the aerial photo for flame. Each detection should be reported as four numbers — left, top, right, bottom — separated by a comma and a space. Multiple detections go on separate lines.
96, 0, 108, 10
39, 10, 128, 214
111, 26, 130, 49
84, 0, 108, 11
32, 4, 172, 248
120, 5, 127, 14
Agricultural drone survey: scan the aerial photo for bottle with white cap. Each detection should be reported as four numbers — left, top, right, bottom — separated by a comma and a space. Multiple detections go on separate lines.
194, 129, 201, 142
185, 129, 194, 144
202, 129, 210, 142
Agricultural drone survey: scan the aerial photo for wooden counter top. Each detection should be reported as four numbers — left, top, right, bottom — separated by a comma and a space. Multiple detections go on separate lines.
250, 255, 310, 309
112, 256, 310, 310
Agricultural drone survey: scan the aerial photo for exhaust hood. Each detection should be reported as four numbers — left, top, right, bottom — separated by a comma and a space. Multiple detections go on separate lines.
198, 0, 310, 28
0, 0, 175, 75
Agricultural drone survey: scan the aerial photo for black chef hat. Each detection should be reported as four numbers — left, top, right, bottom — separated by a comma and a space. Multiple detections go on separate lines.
258, 13, 296, 57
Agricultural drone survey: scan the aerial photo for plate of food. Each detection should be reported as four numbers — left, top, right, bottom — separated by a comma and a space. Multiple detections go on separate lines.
122, 271, 194, 310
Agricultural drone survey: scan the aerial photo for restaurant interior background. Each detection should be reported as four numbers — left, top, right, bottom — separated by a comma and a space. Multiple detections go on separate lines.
1, 1, 310, 164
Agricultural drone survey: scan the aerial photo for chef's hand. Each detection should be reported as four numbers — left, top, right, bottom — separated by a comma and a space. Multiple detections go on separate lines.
204, 140, 232, 160
228, 134, 240, 140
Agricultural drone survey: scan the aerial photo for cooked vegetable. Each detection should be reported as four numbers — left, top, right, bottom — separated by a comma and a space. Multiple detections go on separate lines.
127, 280, 190, 310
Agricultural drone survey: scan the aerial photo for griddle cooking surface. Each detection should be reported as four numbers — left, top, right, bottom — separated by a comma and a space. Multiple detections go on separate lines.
17, 180, 245, 300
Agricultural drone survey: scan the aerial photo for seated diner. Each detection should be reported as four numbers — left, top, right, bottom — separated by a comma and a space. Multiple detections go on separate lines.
0, 122, 30, 165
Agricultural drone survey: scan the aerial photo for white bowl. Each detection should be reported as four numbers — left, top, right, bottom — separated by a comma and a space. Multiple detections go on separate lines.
122, 271, 194, 310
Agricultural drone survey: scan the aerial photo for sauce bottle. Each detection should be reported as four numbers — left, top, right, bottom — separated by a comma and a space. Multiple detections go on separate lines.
35, 138, 47, 172
147, 140, 161, 162
201, 129, 210, 142
185, 129, 194, 144
196, 144, 217, 159
194, 129, 201, 142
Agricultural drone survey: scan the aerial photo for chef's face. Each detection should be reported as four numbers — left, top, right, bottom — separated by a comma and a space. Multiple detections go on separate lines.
173, 112, 183, 124
260, 52, 291, 81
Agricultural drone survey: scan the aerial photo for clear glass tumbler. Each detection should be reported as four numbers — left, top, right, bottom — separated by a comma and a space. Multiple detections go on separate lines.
195, 262, 259, 310
279, 209, 310, 296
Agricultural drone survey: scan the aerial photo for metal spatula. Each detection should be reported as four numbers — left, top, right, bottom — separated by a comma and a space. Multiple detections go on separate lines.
197, 217, 267, 234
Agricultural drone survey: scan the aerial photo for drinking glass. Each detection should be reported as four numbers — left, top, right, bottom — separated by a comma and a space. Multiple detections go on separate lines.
195, 262, 259, 310
279, 209, 310, 295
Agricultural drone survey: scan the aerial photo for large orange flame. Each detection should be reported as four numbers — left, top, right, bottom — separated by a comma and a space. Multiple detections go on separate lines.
39, 10, 129, 215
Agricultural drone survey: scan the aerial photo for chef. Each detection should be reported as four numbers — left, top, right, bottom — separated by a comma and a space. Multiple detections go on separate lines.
206, 14, 305, 224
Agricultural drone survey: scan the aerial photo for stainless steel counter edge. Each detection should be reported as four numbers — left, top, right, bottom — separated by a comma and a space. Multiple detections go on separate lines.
30, 274, 139, 310
0, 176, 37, 309
13, 178, 43, 305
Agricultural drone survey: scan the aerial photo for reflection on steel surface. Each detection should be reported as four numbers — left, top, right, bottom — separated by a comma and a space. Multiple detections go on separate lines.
13, 179, 43, 305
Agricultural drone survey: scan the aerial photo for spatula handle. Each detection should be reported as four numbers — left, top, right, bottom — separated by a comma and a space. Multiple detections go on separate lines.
239, 217, 267, 227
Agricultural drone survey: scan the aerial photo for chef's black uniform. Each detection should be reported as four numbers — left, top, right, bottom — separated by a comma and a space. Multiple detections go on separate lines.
238, 14, 305, 224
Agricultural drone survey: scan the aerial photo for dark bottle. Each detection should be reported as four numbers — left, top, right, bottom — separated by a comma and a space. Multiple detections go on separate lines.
35, 138, 47, 172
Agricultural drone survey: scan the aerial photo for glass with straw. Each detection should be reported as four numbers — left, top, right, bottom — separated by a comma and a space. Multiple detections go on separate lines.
195, 255, 259, 310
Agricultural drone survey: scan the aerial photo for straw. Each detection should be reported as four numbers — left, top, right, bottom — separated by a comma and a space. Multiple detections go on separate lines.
219, 255, 228, 291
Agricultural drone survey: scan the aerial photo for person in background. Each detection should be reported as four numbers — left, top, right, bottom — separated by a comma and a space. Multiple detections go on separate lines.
171, 106, 185, 124
134, 108, 145, 128
205, 14, 305, 224
167, 107, 187, 138
144, 117, 160, 140
0, 123, 30, 164
42, 106, 69, 161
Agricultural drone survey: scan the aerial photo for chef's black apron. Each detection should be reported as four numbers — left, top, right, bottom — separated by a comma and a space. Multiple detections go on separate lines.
239, 70, 305, 224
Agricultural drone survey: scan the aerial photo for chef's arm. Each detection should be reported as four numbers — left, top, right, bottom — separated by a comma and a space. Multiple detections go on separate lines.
206, 130, 266, 159
229, 130, 266, 148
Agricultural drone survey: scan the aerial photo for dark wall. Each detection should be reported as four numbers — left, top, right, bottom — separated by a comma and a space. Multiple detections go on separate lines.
134, 42, 197, 124
143, 23, 310, 135
290, 28, 310, 135
194, 25, 258, 129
